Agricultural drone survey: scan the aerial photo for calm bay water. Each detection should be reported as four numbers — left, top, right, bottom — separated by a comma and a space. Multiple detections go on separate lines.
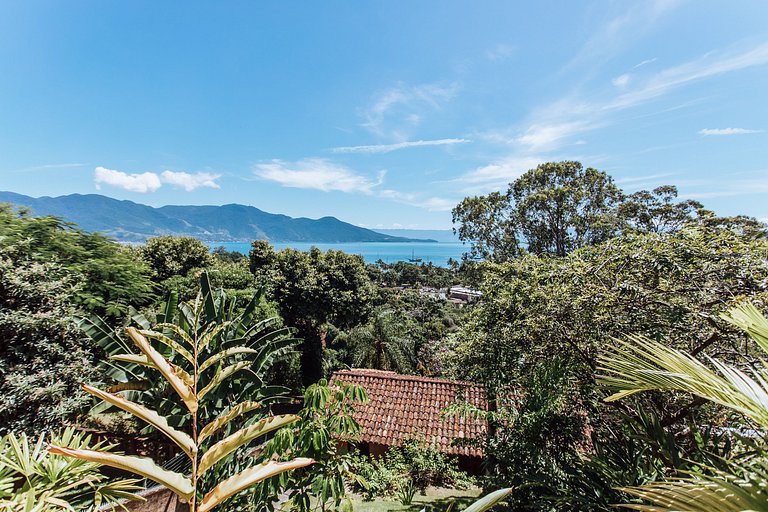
209, 242, 467, 267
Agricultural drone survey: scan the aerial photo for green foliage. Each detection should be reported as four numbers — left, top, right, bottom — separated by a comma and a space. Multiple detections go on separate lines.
0, 205, 154, 317
0, 428, 142, 511
53, 272, 312, 512
353, 439, 474, 500
342, 309, 415, 373
597, 303, 768, 510
249, 243, 376, 385
141, 235, 213, 283
449, 225, 768, 509
0, 253, 96, 435
81, 272, 300, 431
251, 379, 368, 511
511, 161, 623, 257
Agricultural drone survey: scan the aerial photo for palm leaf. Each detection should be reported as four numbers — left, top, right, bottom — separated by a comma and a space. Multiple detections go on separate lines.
197, 458, 314, 512
197, 415, 299, 475
47, 446, 193, 501
198, 401, 262, 444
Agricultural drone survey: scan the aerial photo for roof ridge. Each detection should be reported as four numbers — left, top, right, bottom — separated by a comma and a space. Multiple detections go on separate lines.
332, 369, 484, 388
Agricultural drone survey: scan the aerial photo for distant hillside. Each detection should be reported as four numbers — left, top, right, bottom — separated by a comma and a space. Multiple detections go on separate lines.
373, 229, 459, 243
0, 191, 436, 243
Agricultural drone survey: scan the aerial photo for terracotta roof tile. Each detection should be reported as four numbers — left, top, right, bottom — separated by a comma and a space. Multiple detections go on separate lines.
332, 369, 487, 457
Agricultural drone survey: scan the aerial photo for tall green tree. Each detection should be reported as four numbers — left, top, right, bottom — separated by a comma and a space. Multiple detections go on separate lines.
511, 161, 623, 256
0, 205, 154, 317
249, 244, 376, 386
141, 235, 213, 282
452, 191, 520, 262
343, 310, 414, 373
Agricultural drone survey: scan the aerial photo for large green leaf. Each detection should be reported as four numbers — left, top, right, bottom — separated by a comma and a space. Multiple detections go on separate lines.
125, 327, 198, 414
198, 415, 299, 475
197, 458, 314, 512
82, 384, 195, 458
198, 401, 262, 444
47, 446, 193, 501
462, 488, 513, 512
198, 361, 253, 400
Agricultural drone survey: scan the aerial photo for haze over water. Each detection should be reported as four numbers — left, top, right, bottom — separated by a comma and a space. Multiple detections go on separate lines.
210, 242, 466, 267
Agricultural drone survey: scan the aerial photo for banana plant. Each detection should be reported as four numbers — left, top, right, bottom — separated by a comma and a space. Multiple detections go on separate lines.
52, 276, 313, 512
0, 428, 142, 512
598, 302, 768, 511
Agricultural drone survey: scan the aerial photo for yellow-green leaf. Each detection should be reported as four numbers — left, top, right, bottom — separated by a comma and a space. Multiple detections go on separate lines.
140, 329, 195, 364
198, 361, 252, 400
199, 347, 258, 373
198, 458, 313, 512
126, 327, 198, 414
198, 401, 262, 444
110, 354, 152, 367
48, 445, 194, 501
198, 415, 298, 475
82, 384, 196, 458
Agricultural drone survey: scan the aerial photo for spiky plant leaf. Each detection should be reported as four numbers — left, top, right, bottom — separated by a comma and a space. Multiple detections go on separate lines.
197, 458, 314, 512
125, 327, 197, 414
82, 385, 195, 458
462, 488, 513, 512
198, 401, 262, 444
198, 414, 299, 475
47, 446, 193, 501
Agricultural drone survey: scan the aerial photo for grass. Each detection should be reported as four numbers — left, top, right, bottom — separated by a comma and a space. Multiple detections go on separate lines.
351, 487, 482, 512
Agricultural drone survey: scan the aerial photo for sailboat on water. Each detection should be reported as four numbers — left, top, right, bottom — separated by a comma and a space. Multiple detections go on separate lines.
408, 249, 422, 263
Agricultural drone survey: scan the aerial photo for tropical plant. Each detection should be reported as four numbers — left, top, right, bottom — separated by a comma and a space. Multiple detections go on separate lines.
80, 272, 299, 431
0, 428, 141, 511
344, 309, 414, 373
51, 276, 313, 511
598, 302, 768, 510
254, 378, 368, 511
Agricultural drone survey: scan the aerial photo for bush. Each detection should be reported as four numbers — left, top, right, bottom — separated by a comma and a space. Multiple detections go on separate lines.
353, 439, 474, 500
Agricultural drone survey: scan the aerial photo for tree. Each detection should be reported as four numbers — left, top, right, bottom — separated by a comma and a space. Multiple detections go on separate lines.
452, 191, 520, 262
53, 278, 312, 512
598, 303, 768, 511
0, 254, 96, 435
0, 205, 155, 317
343, 310, 414, 373
249, 244, 376, 386
511, 161, 623, 256
141, 236, 213, 283
617, 185, 706, 233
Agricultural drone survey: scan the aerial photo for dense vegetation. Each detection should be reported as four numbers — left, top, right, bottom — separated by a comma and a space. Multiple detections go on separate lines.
2, 159, 768, 510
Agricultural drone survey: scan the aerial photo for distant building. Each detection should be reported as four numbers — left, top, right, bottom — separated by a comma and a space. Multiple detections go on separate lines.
447, 286, 482, 304
331, 369, 487, 472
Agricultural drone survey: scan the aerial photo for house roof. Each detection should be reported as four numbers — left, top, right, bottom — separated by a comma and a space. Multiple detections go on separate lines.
331, 369, 487, 457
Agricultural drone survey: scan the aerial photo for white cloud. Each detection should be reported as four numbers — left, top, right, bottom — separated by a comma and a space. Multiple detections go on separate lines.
515, 122, 595, 151
361, 82, 460, 137
254, 158, 384, 194
605, 41, 768, 111
699, 127, 763, 136
612, 73, 631, 88
378, 189, 457, 212
93, 166, 162, 193
458, 155, 544, 191
160, 171, 221, 191
331, 138, 470, 154
633, 57, 658, 69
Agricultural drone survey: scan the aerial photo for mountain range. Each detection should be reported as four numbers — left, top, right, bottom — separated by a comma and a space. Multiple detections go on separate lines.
0, 191, 435, 243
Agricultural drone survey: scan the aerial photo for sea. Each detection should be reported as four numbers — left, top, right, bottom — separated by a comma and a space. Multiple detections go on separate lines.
208, 241, 467, 267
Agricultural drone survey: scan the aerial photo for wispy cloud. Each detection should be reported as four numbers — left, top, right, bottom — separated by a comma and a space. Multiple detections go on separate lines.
160, 171, 222, 191
254, 158, 384, 194
13, 163, 86, 173
612, 74, 631, 88
361, 81, 460, 138
331, 138, 470, 154
94, 167, 162, 193
633, 57, 658, 69
605, 41, 768, 111
699, 127, 763, 136
457, 155, 545, 191
378, 189, 457, 212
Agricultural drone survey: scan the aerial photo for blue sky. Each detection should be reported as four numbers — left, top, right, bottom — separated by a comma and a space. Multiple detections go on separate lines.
1, 1, 767, 229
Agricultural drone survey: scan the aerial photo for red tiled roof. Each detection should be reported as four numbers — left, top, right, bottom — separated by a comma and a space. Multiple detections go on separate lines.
331, 369, 487, 457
